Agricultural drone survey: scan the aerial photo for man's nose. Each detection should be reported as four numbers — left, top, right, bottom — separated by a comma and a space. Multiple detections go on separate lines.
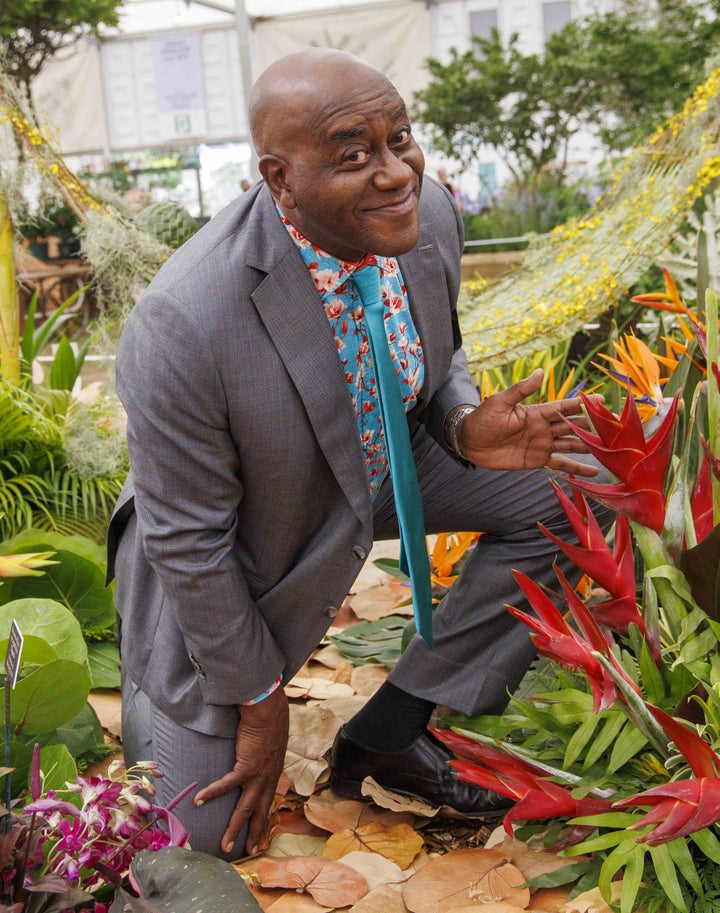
373, 148, 414, 189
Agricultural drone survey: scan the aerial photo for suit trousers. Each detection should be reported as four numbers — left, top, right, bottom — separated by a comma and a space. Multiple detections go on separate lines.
120, 669, 248, 859
377, 421, 612, 716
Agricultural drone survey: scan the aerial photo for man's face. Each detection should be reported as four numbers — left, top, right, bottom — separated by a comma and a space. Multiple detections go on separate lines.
265, 72, 425, 262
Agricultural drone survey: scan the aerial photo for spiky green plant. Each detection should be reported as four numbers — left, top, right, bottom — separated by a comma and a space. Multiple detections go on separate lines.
0, 379, 127, 542
134, 199, 198, 250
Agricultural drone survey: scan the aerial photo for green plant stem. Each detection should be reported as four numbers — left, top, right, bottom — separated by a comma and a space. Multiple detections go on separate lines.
705, 288, 720, 524
0, 197, 19, 384
592, 652, 670, 758
632, 521, 687, 642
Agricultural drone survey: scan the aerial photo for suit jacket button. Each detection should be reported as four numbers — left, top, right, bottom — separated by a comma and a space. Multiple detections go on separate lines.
188, 652, 207, 680
324, 605, 339, 618
352, 545, 367, 560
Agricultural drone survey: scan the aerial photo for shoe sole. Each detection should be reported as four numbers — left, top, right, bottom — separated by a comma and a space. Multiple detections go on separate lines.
329, 772, 510, 820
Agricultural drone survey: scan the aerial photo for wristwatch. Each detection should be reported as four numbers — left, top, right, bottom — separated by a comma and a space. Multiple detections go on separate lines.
445, 405, 476, 461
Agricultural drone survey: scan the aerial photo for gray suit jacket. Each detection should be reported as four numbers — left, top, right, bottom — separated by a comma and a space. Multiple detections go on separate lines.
110, 177, 478, 736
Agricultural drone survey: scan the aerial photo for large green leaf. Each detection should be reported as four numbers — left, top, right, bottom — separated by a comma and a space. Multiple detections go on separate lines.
0, 598, 87, 666
110, 846, 263, 912
4, 659, 90, 738
0, 529, 105, 567
35, 743, 78, 794
0, 534, 114, 631
88, 641, 120, 689
56, 701, 104, 758
0, 530, 112, 625
0, 633, 57, 669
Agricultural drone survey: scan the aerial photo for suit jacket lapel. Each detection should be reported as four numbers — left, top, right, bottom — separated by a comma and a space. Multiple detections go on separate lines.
399, 212, 449, 414
247, 191, 372, 527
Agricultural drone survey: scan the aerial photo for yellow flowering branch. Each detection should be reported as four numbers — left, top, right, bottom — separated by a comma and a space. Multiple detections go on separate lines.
461, 66, 720, 371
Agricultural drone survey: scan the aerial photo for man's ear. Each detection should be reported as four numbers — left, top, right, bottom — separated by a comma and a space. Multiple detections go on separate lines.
258, 154, 295, 208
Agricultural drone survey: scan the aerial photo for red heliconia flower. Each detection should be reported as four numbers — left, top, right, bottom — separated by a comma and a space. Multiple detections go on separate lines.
562, 392, 681, 535
691, 451, 714, 542
540, 483, 641, 637
647, 704, 720, 778
612, 704, 720, 839
613, 778, 720, 845
435, 730, 612, 840
509, 567, 620, 712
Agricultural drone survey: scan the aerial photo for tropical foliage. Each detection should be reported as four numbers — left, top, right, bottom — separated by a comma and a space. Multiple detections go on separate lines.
441, 274, 720, 913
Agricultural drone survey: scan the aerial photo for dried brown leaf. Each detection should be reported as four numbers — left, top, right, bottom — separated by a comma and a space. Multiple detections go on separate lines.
402, 848, 530, 913
308, 643, 347, 670
349, 583, 407, 621
308, 695, 368, 720
284, 705, 343, 796
285, 677, 355, 700
339, 849, 407, 891
561, 884, 622, 913
492, 834, 588, 882
305, 791, 415, 833
261, 890, 332, 911
255, 855, 368, 908
530, 887, 574, 912
350, 664, 389, 696
324, 821, 423, 869
360, 777, 441, 817
265, 833, 327, 858
349, 883, 409, 912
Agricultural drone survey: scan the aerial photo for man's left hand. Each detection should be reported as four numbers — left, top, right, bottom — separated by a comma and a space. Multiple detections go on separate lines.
456, 369, 600, 477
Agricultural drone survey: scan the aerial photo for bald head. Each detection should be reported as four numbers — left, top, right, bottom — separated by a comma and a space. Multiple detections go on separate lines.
249, 48, 393, 157
249, 47, 424, 262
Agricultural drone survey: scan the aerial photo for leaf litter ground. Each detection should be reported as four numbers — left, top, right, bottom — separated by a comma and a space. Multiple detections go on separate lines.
90, 542, 618, 913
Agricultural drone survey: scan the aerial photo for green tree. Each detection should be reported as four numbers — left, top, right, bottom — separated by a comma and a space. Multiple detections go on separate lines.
413, 0, 720, 190
413, 28, 599, 194
579, 0, 720, 148
0, 0, 121, 100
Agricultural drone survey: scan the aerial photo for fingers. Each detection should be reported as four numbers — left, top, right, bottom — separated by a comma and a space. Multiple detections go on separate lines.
221, 794, 256, 855
194, 770, 243, 806
546, 453, 599, 476
500, 368, 544, 406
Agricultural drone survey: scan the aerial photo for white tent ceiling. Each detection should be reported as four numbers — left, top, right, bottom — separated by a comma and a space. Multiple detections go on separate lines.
113, 0, 407, 35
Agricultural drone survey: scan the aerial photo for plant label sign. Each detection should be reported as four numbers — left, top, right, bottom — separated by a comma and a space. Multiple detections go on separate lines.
4, 620, 23, 690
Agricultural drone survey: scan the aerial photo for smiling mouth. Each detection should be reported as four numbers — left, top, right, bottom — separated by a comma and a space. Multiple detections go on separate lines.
368, 191, 418, 215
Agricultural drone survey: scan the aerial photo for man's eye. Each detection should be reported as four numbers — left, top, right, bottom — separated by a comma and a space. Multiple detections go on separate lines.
392, 127, 411, 145
345, 149, 370, 164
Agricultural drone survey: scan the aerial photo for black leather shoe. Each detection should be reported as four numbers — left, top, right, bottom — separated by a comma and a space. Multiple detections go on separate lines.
329, 727, 514, 818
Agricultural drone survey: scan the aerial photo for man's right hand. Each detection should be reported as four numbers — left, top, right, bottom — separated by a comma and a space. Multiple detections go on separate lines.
193, 684, 290, 855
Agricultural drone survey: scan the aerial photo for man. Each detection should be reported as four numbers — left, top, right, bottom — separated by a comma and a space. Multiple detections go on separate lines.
109, 47, 606, 861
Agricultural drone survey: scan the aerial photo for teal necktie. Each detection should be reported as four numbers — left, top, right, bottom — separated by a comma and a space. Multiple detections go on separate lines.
353, 264, 434, 647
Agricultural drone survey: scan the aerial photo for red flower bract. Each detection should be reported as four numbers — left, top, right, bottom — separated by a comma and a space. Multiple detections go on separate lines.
614, 778, 720, 845
562, 392, 680, 534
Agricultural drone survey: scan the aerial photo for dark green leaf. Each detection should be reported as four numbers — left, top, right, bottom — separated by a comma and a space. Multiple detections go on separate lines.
88, 641, 120, 689
679, 522, 720, 620
56, 701, 104, 757
109, 846, 263, 912
4, 659, 90, 737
